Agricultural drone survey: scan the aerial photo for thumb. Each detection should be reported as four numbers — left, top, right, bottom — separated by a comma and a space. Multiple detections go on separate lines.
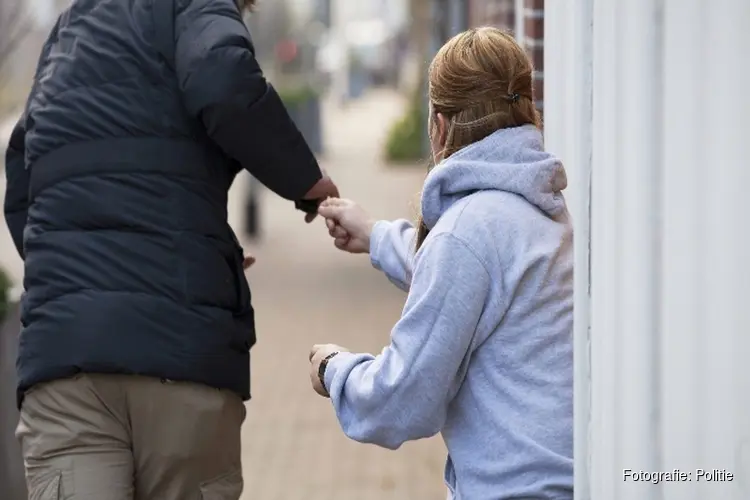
309, 344, 325, 362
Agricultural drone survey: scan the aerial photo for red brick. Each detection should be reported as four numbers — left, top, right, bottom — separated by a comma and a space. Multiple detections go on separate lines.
525, 0, 544, 10
524, 17, 544, 39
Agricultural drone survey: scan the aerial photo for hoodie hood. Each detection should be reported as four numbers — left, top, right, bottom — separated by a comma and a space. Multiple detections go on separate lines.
421, 124, 567, 229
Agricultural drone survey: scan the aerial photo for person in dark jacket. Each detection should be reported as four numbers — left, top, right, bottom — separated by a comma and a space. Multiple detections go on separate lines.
3, 0, 337, 498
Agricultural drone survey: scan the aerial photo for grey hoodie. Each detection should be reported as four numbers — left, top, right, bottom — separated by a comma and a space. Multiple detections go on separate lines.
325, 124, 574, 499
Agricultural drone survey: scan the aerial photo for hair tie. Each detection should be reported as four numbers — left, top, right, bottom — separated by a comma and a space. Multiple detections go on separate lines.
507, 93, 520, 104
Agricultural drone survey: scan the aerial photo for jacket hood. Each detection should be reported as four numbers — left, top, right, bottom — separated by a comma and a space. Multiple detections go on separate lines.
421, 124, 567, 229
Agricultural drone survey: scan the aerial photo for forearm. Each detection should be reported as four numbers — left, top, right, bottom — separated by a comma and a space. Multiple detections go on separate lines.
323, 234, 493, 449
369, 219, 415, 291
175, 0, 322, 200
324, 351, 444, 450
200, 84, 322, 200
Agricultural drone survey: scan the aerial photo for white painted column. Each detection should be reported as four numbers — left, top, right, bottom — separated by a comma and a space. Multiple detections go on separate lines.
588, 0, 665, 497
545, 0, 593, 498
659, 1, 750, 499
513, 0, 524, 41
546, 0, 750, 499
545, 0, 594, 495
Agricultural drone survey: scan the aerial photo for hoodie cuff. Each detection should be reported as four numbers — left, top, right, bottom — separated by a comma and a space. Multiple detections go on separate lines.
368, 220, 389, 271
323, 351, 358, 393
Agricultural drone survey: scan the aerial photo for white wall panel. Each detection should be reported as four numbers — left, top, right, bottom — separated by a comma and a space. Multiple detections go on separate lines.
544, 0, 593, 498
546, 0, 750, 498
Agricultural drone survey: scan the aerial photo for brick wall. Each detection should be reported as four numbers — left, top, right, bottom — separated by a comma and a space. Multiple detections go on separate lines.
523, 0, 544, 112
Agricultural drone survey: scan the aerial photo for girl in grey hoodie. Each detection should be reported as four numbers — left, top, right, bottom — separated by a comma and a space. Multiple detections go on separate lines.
311, 27, 573, 500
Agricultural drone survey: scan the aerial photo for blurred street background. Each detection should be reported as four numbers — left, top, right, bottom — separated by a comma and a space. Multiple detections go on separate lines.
1, 0, 502, 497
3, 0, 749, 499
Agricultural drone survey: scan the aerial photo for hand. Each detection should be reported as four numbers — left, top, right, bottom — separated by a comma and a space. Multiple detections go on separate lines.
242, 255, 256, 269
309, 343, 348, 397
317, 198, 375, 254
302, 170, 340, 223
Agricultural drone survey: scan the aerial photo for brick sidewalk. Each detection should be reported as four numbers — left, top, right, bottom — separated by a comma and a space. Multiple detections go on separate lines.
234, 90, 447, 499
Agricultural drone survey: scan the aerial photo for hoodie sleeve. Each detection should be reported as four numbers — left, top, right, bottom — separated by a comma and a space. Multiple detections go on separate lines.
325, 233, 493, 450
174, 0, 321, 200
369, 219, 416, 292
4, 117, 29, 259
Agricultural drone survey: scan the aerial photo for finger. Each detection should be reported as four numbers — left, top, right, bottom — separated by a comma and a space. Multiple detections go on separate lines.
309, 344, 324, 362
320, 197, 348, 208
330, 225, 348, 239
324, 179, 340, 199
326, 219, 347, 237
242, 256, 256, 269
304, 212, 317, 223
334, 237, 349, 250
317, 204, 343, 219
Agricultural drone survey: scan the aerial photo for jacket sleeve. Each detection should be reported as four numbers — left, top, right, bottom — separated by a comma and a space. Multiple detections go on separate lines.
369, 219, 416, 292
4, 117, 29, 259
173, 0, 321, 200
324, 233, 497, 450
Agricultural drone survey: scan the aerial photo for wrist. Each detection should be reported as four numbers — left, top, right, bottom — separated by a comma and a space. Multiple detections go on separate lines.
317, 351, 340, 396
362, 219, 376, 253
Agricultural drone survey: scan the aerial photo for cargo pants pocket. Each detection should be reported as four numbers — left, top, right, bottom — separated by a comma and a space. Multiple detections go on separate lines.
200, 468, 243, 500
28, 470, 62, 500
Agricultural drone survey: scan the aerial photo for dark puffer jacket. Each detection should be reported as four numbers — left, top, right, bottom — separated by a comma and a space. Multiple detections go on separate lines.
3, 0, 322, 406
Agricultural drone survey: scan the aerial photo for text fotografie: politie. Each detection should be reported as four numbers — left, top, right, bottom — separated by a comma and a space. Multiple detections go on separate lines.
623, 469, 734, 483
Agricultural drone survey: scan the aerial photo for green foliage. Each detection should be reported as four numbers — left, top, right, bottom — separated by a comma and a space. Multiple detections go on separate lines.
278, 86, 319, 108
384, 90, 426, 163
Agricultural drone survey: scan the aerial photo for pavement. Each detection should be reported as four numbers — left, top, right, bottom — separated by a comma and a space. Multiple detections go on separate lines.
0, 89, 448, 498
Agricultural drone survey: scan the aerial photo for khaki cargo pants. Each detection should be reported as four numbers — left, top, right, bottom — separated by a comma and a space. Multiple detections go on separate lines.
16, 374, 246, 500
